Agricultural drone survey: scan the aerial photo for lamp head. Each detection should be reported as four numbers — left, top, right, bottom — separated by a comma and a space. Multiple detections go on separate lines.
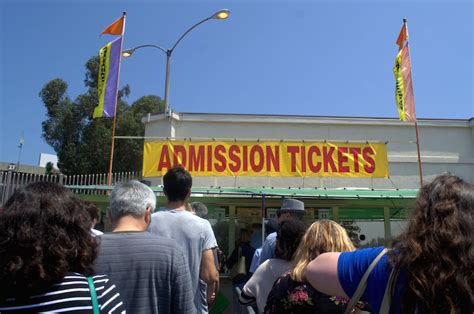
213, 9, 230, 20
122, 49, 134, 57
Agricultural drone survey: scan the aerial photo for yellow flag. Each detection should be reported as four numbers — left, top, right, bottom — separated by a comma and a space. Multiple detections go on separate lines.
393, 23, 416, 122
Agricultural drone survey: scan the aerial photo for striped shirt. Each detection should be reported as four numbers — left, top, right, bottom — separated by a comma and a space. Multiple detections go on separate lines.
95, 231, 195, 313
0, 273, 125, 313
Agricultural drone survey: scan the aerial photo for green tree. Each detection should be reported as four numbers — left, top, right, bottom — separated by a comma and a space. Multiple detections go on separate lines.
40, 56, 164, 174
45, 162, 57, 175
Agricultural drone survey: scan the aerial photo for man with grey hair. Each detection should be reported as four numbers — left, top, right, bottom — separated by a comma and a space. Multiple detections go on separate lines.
95, 180, 195, 313
191, 201, 209, 219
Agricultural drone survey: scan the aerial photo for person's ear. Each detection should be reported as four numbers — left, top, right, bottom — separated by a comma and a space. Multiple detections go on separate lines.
185, 190, 191, 202
144, 207, 152, 225
278, 212, 286, 222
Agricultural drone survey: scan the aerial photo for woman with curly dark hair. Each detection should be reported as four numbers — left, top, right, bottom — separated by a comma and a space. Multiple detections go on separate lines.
0, 182, 124, 313
305, 174, 473, 313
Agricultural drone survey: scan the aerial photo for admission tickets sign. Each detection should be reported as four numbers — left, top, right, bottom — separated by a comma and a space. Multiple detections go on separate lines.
143, 140, 389, 178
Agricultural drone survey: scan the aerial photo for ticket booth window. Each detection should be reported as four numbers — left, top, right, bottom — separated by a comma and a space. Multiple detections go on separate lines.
266, 208, 278, 219
213, 208, 226, 220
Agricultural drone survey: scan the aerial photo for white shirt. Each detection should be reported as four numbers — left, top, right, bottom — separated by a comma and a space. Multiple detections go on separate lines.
241, 258, 293, 313
91, 228, 103, 236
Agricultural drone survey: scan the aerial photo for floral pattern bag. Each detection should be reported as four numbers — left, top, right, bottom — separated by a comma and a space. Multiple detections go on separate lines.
264, 272, 348, 314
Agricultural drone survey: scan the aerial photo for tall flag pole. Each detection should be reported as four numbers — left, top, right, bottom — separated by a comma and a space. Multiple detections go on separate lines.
393, 19, 423, 187
93, 12, 126, 186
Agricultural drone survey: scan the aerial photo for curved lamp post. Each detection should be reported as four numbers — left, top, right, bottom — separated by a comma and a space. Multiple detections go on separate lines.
122, 9, 230, 115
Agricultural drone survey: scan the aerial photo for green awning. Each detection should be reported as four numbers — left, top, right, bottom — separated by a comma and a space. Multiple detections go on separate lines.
68, 185, 418, 200
188, 186, 418, 200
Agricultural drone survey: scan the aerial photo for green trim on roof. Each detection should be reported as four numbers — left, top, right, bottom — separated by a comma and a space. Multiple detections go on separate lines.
68, 185, 418, 199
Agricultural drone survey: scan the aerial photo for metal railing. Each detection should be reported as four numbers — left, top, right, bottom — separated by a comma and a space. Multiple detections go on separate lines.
0, 170, 142, 205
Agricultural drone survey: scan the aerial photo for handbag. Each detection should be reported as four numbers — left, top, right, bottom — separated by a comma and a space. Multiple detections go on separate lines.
344, 248, 396, 314
87, 276, 100, 314
230, 247, 247, 282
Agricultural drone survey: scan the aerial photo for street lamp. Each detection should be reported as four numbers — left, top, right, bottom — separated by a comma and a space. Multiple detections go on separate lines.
122, 9, 230, 116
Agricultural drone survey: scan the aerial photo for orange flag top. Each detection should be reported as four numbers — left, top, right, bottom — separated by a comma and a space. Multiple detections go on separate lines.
396, 23, 408, 50
101, 15, 125, 35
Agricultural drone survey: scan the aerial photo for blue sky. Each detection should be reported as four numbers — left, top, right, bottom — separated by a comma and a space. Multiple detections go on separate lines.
1, 0, 472, 166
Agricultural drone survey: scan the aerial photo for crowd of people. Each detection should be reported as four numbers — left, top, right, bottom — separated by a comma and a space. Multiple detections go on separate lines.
0, 166, 472, 313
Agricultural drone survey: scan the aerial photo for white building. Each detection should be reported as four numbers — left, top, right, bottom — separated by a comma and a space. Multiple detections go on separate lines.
38, 153, 58, 169
140, 112, 473, 250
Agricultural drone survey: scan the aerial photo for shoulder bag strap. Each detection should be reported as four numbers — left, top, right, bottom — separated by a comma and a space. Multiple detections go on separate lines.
379, 266, 397, 314
344, 248, 388, 314
87, 276, 100, 314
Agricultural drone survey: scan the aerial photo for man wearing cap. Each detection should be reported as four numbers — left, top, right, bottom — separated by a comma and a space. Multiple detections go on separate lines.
254, 198, 305, 268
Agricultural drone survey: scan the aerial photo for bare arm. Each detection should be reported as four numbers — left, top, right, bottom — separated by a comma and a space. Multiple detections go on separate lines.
200, 248, 220, 306
305, 252, 348, 298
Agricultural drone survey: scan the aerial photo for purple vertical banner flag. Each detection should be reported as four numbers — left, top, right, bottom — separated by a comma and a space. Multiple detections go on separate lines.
93, 36, 123, 118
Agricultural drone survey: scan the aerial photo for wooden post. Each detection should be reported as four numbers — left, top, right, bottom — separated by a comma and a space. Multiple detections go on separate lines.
107, 115, 118, 186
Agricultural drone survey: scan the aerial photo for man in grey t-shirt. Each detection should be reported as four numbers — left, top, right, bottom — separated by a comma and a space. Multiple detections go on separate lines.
148, 166, 219, 313
95, 180, 194, 313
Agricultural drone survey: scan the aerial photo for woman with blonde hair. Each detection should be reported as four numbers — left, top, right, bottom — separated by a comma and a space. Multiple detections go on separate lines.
265, 219, 355, 313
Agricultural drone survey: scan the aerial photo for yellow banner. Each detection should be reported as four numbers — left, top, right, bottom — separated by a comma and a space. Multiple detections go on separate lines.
93, 41, 111, 118
393, 49, 407, 121
143, 140, 389, 178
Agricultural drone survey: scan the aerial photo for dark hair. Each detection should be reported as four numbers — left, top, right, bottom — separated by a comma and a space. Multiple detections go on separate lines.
238, 229, 251, 245
191, 201, 208, 219
163, 165, 192, 202
82, 200, 100, 221
275, 219, 307, 261
276, 211, 304, 220
0, 182, 98, 298
389, 174, 474, 313
265, 218, 278, 236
